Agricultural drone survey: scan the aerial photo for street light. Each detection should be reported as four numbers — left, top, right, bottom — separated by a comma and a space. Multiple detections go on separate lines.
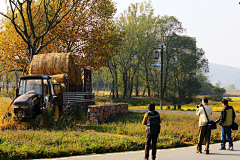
153, 44, 164, 110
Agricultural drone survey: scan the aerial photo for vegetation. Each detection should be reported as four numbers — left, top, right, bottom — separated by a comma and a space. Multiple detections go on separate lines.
0, 0, 123, 73
92, 1, 212, 104
0, 109, 239, 159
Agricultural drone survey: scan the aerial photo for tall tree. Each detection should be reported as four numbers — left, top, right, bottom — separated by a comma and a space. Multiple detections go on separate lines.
0, 0, 80, 64
116, 1, 158, 98
0, 0, 123, 73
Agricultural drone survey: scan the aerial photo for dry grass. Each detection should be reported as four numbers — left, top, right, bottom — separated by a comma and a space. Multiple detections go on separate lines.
0, 97, 17, 129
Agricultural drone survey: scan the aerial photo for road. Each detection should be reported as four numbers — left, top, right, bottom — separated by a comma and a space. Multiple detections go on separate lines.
37, 141, 240, 160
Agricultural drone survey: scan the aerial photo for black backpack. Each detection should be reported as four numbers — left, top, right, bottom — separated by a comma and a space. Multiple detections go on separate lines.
147, 111, 161, 135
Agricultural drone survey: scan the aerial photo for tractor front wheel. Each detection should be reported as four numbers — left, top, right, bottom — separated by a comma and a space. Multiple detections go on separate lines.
52, 101, 60, 121
2, 112, 12, 124
36, 114, 44, 126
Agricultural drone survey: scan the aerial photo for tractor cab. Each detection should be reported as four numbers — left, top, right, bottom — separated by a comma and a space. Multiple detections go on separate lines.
13, 75, 57, 121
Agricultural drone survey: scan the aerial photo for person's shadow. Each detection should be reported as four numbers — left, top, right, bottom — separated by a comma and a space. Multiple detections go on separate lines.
209, 150, 240, 156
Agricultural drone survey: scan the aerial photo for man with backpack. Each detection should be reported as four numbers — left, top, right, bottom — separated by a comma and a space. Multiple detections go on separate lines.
215, 99, 235, 150
142, 102, 161, 160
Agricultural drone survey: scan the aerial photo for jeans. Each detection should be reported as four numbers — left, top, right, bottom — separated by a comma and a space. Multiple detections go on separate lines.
145, 130, 159, 159
221, 126, 233, 149
197, 126, 211, 151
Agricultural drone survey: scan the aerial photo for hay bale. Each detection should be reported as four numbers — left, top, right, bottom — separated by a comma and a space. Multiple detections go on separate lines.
29, 54, 46, 75
51, 74, 67, 83
29, 53, 75, 75
29, 53, 82, 84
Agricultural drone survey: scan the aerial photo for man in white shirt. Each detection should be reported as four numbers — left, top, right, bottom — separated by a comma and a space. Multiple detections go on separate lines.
196, 98, 213, 154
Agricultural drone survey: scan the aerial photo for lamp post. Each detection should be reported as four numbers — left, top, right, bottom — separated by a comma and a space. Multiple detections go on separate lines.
160, 44, 163, 110
153, 44, 164, 110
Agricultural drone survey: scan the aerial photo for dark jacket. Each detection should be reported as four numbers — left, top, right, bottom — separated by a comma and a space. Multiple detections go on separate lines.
216, 105, 235, 126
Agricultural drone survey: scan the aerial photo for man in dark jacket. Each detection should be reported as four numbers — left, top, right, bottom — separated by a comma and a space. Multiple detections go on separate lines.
142, 102, 161, 160
216, 99, 235, 150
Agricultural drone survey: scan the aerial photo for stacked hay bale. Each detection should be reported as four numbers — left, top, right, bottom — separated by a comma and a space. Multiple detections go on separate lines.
29, 53, 83, 94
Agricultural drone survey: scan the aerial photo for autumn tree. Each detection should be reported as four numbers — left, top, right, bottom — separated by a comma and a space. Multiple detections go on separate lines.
40, 0, 123, 69
0, 0, 123, 73
0, 0, 80, 66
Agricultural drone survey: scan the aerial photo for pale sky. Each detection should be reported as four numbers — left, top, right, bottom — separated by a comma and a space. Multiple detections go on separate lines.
1, 0, 240, 68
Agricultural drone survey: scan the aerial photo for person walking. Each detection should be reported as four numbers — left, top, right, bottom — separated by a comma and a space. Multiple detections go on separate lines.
196, 98, 213, 154
142, 102, 161, 160
215, 99, 235, 150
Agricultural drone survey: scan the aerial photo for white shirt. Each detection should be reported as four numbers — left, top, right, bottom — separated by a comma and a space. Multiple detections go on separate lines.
196, 104, 213, 127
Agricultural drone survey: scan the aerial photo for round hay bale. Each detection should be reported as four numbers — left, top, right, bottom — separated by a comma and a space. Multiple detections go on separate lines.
51, 74, 67, 83
29, 54, 46, 75
29, 53, 75, 75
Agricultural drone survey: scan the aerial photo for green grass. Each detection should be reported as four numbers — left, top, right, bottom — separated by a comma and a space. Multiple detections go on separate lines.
0, 111, 240, 159
1, 94, 240, 159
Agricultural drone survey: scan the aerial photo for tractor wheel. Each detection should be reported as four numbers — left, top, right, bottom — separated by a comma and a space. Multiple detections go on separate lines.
2, 112, 12, 124
36, 114, 44, 126
52, 101, 60, 121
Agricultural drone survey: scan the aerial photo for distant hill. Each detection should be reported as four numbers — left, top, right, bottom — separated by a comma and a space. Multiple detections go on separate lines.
208, 62, 240, 90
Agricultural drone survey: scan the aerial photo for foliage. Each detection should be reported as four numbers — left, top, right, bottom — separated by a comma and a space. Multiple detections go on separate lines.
94, 1, 209, 104
225, 84, 236, 91
0, 0, 123, 73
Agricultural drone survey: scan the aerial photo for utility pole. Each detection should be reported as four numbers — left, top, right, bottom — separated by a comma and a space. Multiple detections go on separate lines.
160, 45, 163, 110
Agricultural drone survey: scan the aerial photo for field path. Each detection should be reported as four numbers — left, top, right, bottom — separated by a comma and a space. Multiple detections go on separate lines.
36, 140, 240, 160
129, 109, 240, 115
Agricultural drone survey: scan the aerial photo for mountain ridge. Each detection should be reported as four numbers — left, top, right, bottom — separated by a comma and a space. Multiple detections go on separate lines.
208, 62, 240, 89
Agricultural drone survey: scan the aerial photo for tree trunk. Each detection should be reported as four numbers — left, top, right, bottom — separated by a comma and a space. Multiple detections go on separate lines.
142, 86, 147, 97
135, 76, 139, 97
6, 74, 8, 94
122, 69, 128, 99
129, 76, 134, 97
112, 79, 115, 99
114, 70, 119, 98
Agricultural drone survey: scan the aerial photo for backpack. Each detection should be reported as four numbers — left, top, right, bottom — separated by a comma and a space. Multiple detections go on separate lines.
147, 111, 161, 135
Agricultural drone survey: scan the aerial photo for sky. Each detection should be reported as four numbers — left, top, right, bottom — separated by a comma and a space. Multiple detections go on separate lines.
1, 0, 240, 68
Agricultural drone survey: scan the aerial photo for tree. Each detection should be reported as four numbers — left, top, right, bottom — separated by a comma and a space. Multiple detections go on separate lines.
0, 0, 123, 73
42, 0, 123, 70
225, 84, 236, 91
0, 0, 80, 65
115, 1, 158, 98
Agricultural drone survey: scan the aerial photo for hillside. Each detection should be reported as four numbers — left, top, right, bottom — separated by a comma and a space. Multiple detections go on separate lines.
208, 62, 240, 90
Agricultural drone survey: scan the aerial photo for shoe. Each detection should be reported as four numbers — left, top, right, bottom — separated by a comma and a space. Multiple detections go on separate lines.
229, 146, 233, 150
205, 150, 209, 154
143, 157, 148, 160
217, 148, 226, 150
196, 150, 202, 153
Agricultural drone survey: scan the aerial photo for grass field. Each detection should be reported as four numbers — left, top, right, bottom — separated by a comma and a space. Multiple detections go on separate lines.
0, 96, 240, 159
0, 111, 239, 159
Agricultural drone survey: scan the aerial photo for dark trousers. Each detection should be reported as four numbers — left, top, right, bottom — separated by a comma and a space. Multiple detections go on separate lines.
145, 130, 159, 159
197, 126, 211, 151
